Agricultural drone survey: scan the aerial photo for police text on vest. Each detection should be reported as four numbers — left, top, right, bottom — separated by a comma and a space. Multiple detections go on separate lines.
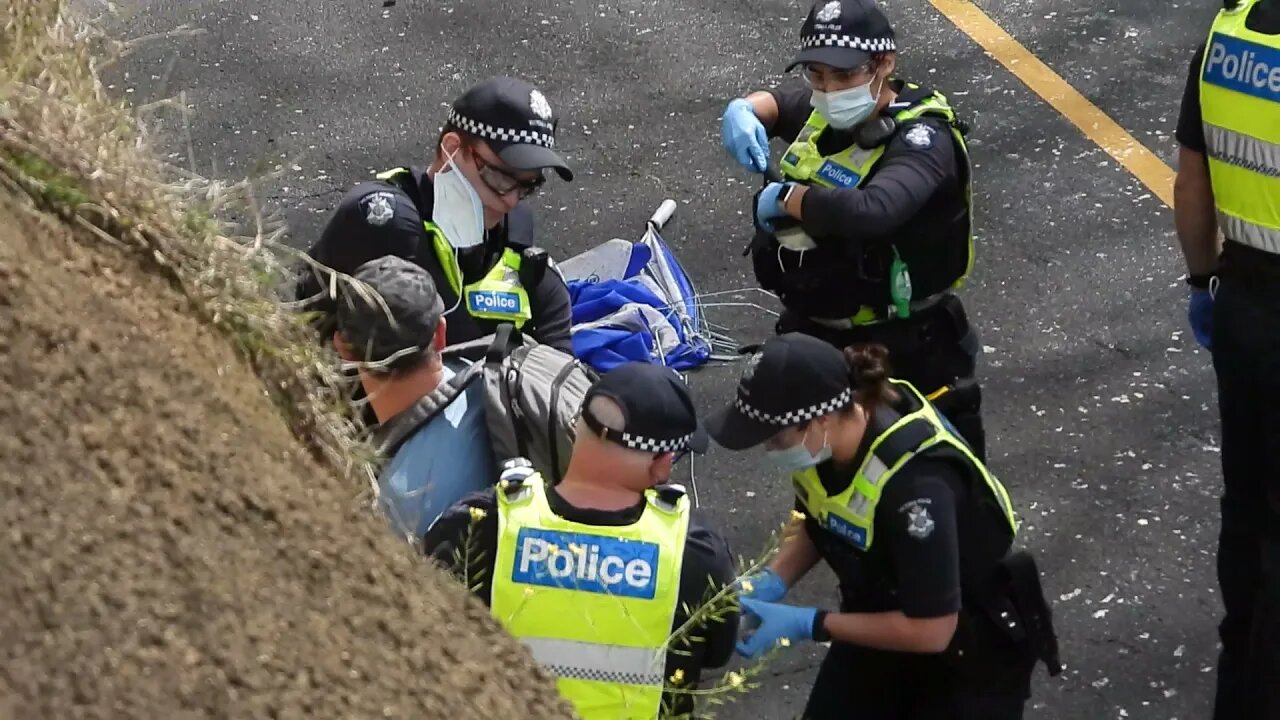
817, 160, 860, 188
468, 289, 523, 314
511, 528, 661, 599
1204, 33, 1280, 103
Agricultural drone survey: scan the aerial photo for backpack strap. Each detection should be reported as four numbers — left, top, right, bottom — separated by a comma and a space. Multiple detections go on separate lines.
485, 323, 525, 365
370, 360, 485, 456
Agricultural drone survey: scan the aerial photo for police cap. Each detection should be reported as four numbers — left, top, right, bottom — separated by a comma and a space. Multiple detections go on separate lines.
447, 76, 574, 182
705, 333, 855, 451
580, 363, 710, 456
786, 0, 897, 73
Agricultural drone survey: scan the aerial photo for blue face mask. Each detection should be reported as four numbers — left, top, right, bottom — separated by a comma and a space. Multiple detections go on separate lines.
810, 75, 882, 130
766, 425, 832, 472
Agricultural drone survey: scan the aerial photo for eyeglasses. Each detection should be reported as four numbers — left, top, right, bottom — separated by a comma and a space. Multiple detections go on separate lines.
470, 145, 546, 200
798, 61, 875, 88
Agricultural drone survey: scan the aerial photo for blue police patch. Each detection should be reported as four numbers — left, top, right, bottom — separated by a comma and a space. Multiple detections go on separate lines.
825, 513, 869, 550
467, 289, 523, 314
1203, 32, 1280, 104
817, 160, 860, 188
511, 527, 661, 599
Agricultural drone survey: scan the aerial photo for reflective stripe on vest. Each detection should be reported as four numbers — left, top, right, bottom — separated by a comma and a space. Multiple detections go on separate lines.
791, 379, 1018, 552
490, 474, 690, 719
520, 637, 666, 686
777, 87, 976, 325
373, 166, 534, 327
1198, 0, 1280, 254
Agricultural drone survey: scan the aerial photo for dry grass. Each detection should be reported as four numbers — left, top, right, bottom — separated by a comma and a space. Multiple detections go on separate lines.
0, 0, 375, 484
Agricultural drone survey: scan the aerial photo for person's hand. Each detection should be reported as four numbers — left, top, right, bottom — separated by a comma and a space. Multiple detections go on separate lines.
1188, 287, 1214, 350
736, 567, 789, 603
722, 98, 769, 173
735, 597, 817, 658
754, 182, 789, 233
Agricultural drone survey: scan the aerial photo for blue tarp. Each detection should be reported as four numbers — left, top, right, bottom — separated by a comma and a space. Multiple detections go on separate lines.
567, 273, 711, 373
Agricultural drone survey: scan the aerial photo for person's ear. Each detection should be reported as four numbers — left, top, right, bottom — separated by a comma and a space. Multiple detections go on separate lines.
439, 131, 464, 158
877, 53, 897, 82
333, 330, 356, 361
432, 319, 448, 352
649, 452, 676, 485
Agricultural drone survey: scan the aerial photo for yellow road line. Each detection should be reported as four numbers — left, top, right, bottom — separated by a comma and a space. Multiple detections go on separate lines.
930, 0, 1176, 207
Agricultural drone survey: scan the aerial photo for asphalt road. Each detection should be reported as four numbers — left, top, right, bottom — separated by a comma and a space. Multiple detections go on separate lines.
88, 0, 1229, 716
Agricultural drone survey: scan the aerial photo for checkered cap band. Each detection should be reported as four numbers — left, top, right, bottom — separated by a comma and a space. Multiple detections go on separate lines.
735, 387, 854, 426
448, 109, 555, 149
577, 407, 694, 454
800, 33, 895, 52
617, 431, 693, 453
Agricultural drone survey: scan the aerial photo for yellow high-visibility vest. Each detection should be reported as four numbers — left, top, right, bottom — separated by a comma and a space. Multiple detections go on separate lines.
490, 470, 690, 719
1198, 0, 1280, 253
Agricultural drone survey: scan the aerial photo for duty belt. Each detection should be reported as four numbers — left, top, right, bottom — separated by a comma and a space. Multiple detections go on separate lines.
809, 291, 949, 329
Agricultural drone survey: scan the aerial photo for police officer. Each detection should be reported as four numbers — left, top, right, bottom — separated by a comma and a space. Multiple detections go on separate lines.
705, 333, 1059, 719
422, 362, 739, 719
719, 0, 988, 460
295, 76, 576, 353
1173, 0, 1280, 715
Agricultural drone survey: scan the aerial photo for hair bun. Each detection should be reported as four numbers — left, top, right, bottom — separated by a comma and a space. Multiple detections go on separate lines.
843, 343, 892, 385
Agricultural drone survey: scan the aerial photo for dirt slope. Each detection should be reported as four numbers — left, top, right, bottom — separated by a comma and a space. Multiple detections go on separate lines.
0, 191, 574, 720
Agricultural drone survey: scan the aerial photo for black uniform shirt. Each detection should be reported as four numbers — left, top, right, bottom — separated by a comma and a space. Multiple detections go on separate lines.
1175, 43, 1209, 153
295, 169, 573, 353
799, 456, 965, 619
757, 77, 971, 316
768, 76, 965, 255
794, 416, 1018, 697
422, 483, 739, 717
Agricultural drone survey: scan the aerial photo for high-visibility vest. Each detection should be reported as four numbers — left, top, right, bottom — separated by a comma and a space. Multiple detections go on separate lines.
791, 378, 1018, 552
1197, 0, 1280, 254
375, 167, 533, 327
778, 86, 976, 324
490, 469, 690, 719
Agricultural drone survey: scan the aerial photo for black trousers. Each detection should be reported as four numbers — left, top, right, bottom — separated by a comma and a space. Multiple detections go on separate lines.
798, 642, 1028, 720
776, 292, 987, 462
1208, 244, 1280, 720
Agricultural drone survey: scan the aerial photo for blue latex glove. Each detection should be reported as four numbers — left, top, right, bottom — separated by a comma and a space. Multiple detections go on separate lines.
755, 181, 789, 232
736, 597, 817, 658
1189, 287, 1214, 350
737, 567, 789, 602
722, 98, 769, 173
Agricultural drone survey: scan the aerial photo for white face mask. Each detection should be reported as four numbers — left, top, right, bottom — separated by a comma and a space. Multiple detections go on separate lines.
432, 150, 485, 250
810, 74, 882, 130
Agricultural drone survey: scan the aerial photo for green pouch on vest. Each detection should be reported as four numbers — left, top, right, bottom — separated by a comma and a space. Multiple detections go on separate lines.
889, 247, 912, 319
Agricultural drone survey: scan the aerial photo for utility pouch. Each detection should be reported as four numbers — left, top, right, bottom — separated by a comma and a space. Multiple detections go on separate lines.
987, 550, 1063, 677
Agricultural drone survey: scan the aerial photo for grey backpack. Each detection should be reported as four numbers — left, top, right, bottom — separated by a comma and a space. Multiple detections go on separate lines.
426, 324, 598, 483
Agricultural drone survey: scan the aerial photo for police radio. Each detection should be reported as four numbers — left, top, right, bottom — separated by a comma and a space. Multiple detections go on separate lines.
519, 246, 549, 289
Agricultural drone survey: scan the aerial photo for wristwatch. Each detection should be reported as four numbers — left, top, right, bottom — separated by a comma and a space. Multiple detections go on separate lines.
1186, 272, 1216, 289
812, 609, 832, 642
779, 182, 798, 211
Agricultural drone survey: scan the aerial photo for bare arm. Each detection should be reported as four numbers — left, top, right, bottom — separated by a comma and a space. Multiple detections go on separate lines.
1173, 146, 1221, 275
822, 609, 959, 654
745, 91, 780, 134
769, 515, 822, 586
